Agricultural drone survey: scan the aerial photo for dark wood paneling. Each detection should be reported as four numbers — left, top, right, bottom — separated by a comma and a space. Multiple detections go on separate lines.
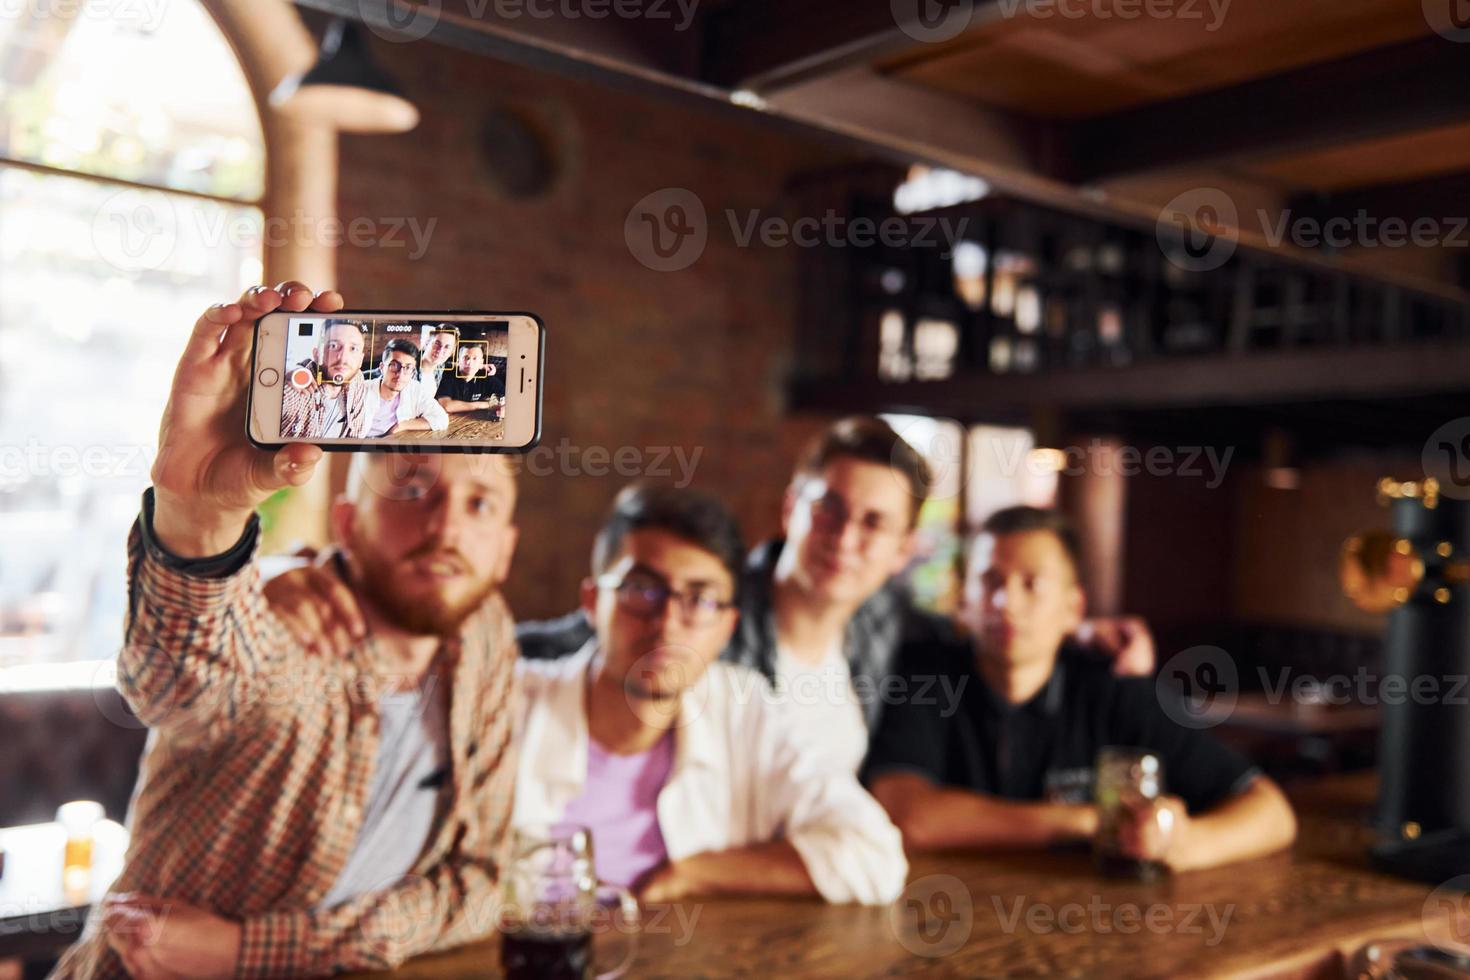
1066, 37, 1470, 182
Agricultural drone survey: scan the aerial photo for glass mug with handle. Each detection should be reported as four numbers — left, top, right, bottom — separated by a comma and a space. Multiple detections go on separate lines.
499, 824, 640, 980
1093, 746, 1174, 882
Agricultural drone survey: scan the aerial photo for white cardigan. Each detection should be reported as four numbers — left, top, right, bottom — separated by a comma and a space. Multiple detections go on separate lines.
512, 643, 908, 905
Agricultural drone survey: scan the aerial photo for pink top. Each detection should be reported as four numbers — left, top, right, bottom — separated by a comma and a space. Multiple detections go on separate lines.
561, 731, 675, 888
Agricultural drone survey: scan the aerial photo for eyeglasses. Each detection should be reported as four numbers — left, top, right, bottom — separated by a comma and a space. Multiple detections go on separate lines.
383, 359, 416, 376
802, 489, 904, 548
596, 574, 735, 628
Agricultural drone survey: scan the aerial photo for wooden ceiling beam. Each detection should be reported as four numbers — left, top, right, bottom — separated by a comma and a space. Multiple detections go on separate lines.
1064, 36, 1470, 183
698, 0, 1010, 92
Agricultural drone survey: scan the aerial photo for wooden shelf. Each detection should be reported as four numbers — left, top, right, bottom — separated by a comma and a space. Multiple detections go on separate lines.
790, 339, 1470, 423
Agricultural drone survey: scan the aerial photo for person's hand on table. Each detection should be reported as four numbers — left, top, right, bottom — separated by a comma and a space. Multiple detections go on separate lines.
633, 861, 693, 904
1073, 615, 1156, 677
103, 893, 240, 980
151, 282, 343, 559
1115, 794, 1192, 869
263, 559, 366, 659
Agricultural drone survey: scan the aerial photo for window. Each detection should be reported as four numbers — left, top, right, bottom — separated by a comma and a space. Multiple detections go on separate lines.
883, 415, 965, 614
884, 417, 1062, 614
0, 1, 264, 673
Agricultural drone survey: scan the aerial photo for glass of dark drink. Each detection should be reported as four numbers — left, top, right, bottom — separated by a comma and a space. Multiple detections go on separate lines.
1092, 746, 1171, 882
499, 824, 639, 980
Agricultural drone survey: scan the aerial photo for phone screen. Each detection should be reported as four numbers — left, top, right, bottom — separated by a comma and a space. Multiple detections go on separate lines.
279, 315, 513, 445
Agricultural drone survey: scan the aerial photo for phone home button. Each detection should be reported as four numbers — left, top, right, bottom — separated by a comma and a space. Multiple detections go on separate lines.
257, 368, 280, 387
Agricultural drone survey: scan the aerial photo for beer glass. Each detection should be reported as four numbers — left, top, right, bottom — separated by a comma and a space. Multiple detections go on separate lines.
1093, 747, 1172, 881
499, 824, 639, 980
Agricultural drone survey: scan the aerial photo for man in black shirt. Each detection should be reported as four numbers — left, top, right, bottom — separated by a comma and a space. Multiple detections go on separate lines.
866, 506, 1297, 871
436, 343, 499, 416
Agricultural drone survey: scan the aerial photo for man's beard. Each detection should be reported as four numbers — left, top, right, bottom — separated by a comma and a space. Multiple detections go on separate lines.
350, 543, 498, 637
324, 362, 359, 386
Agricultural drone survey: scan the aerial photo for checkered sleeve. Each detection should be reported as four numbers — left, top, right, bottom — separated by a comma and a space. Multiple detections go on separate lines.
115, 498, 288, 744
234, 603, 521, 977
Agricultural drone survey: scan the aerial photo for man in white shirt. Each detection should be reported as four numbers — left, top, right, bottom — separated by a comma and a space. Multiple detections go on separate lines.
518, 417, 1158, 777
514, 484, 908, 906
364, 339, 450, 437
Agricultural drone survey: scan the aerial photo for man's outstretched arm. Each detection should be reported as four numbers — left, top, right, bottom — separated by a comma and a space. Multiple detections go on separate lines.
120, 284, 344, 743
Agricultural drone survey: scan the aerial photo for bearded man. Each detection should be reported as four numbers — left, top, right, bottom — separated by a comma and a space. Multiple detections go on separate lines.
281, 320, 372, 439
51, 283, 521, 980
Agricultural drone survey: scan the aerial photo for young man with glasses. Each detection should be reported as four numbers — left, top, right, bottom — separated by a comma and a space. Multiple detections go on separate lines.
364, 339, 449, 438
517, 417, 1157, 774
513, 484, 907, 904
270, 417, 1154, 773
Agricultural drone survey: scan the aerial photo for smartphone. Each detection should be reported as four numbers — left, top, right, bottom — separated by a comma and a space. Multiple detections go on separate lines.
248, 311, 543, 453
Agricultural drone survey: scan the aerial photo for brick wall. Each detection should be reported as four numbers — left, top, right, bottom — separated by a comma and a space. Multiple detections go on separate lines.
332, 39, 848, 621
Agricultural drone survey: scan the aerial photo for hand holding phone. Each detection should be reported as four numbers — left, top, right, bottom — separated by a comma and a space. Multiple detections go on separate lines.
152, 282, 342, 559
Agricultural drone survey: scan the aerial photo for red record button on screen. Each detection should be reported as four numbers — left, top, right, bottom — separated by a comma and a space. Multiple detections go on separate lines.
289, 367, 314, 390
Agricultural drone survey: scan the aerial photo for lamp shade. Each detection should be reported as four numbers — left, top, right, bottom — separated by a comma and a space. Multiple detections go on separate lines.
270, 18, 419, 134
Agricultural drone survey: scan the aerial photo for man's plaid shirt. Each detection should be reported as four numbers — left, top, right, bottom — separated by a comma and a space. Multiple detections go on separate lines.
281, 366, 371, 439
51, 498, 519, 979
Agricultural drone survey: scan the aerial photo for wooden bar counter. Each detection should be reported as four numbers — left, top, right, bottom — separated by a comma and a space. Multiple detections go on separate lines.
347, 774, 1464, 979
